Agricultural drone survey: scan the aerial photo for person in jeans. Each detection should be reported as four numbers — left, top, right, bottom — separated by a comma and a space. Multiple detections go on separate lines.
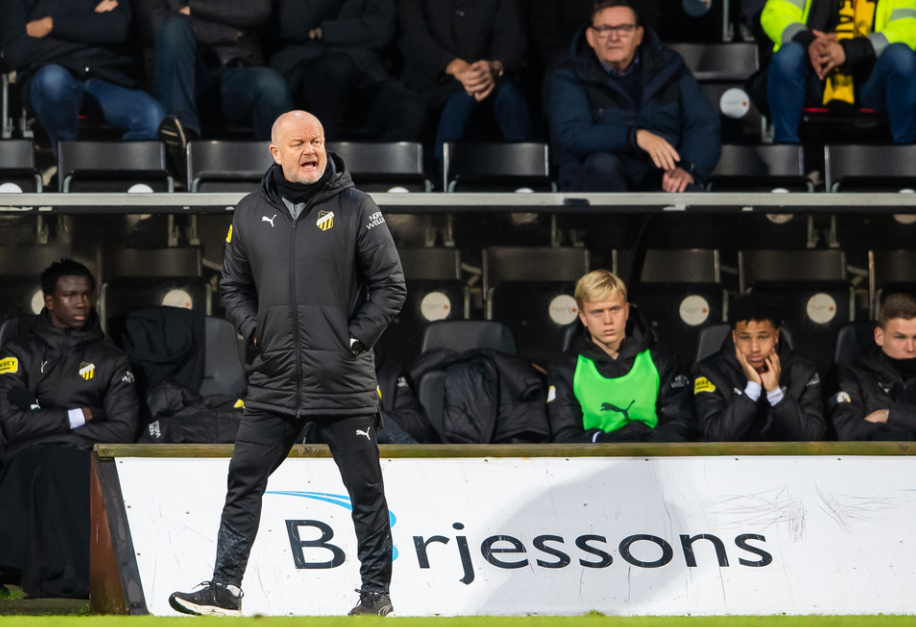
0, 0, 164, 152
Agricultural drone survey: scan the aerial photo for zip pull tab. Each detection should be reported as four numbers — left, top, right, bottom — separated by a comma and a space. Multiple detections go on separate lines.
40, 360, 48, 373
296, 409, 301, 419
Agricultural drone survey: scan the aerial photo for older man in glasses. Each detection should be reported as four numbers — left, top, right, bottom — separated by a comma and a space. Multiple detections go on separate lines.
549, 0, 720, 192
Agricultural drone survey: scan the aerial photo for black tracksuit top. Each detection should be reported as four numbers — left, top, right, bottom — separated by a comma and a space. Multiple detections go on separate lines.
220, 156, 406, 418
0, 309, 139, 465
693, 335, 826, 442
832, 348, 916, 441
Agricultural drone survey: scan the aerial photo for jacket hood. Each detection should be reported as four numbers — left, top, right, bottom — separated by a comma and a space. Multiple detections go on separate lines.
569, 25, 680, 89
574, 305, 655, 363
33, 307, 105, 352
260, 152, 355, 208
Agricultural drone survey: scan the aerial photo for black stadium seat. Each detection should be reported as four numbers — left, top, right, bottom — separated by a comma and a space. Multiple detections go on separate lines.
0, 315, 37, 349
869, 250, 916, 318
484, 246, 588, 367
99, 247, 210, 327
635, 249, 727, 368
834, 321, 878, 369
825, 144, 916, 192
188, 140, 272, 192
0, 139, 41, 192
668, 43, 762, 143
739, 249, 853, 375
421, 320, 517, 355
443, 142, 555, 192
326, 141, 431, 192
58, 141, 173, 192
377, 247, 467, 366
708, 145, 811, 192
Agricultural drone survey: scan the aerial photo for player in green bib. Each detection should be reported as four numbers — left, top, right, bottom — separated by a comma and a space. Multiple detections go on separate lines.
547, 269, 695, 443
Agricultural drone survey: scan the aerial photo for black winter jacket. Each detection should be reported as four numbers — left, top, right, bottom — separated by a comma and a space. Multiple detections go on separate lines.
271, 0, 397, 88
0, 309, 139, 465
549, 27, 721, 190
694, 334, 826, 442
221, 156, 406, 418
410, 347, 551, 444
397, 0, 527, 106
546, 310, 695, 443
0, 0, 137, 107
831, 348, 916, 441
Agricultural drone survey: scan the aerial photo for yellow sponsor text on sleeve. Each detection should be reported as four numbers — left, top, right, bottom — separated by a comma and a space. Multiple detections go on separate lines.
0, 357, 18, 374
694, 376, 716, 394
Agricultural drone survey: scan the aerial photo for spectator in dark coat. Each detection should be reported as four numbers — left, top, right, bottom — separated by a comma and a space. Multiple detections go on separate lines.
397, 0, 531, 162
0, 0, 164, 152
271, 0, 425, 141
132, 0, 294, 170
549, 0, 720, 192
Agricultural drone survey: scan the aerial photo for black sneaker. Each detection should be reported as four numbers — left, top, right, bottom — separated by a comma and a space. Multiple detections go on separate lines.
169, 581, 243, 616
348, 589, 394, 616
158, 115, 190, 184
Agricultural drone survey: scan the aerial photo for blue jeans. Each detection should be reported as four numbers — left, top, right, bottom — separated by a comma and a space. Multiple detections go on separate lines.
768, 41, 916, 144
29, 65, 164, 152
154, 14, 293, 140
435, 80, 531, 161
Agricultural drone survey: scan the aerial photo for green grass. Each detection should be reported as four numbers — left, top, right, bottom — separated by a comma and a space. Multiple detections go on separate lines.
2, 617, 916, 625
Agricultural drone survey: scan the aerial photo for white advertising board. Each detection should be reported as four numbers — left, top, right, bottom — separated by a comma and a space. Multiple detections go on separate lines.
116, 456, 916, 617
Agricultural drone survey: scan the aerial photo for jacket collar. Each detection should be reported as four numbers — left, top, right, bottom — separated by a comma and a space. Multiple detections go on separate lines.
32, 307, 105, 352
260, 152, 355, 210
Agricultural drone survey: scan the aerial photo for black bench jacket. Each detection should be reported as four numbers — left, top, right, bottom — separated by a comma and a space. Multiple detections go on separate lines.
221, 155, 406, 418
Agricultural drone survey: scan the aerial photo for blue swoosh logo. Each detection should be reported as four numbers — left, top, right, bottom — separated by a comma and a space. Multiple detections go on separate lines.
266, 491, 398, 560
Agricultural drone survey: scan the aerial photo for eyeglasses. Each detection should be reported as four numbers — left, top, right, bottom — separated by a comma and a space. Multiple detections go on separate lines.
590, 24, 637, 38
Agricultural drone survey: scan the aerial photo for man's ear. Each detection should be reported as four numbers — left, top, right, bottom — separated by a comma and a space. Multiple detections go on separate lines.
269, 144, 282, 166
623, 302, 630, 322
774, 328, 780, 345
585, 26, 598, 52
875, 325, 885, 347
634, 25, 645, 47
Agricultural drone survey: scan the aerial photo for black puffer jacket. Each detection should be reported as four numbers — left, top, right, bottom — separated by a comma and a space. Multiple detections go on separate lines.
546, 309, 695, 443
831, 348, 916, 441
694, 334, 826, 442
221, 155, 406, 418
0, 309, 139, 465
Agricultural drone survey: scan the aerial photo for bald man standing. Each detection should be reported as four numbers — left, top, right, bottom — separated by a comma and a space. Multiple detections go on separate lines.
170, 111, 406, 617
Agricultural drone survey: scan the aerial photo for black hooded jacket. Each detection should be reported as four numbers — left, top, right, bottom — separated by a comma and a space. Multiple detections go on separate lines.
546, 308, 695, 443
0, 309, 139, 465
693, 334, 826, 442
831, 348, 916, 441
220, 154, 406, 418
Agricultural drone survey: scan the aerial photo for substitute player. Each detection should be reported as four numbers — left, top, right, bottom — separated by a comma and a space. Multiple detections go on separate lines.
169, 110, 406, 616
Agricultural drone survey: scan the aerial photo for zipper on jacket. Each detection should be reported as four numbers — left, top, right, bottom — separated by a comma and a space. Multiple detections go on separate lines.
289, 216, 303, 415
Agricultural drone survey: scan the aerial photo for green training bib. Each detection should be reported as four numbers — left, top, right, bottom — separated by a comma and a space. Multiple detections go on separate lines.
574, 349, 660, 433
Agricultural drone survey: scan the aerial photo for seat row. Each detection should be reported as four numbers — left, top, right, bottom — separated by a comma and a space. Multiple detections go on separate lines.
3, 139, 916, 194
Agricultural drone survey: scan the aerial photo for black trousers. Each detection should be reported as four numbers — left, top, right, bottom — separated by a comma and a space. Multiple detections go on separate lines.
212, 409, 392, 593
0, 446, 90, 598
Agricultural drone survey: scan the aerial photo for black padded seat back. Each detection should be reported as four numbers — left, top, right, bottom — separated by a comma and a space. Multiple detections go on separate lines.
834, 321, 879, 369
485, 247, 588, 366
0, 139, 40, 192
708, 145, 809, 192
869, 250, 916, 316
188, 140, 273, 192
58, 141, 173, 192
326, 142, 429, 191
421, 321, 517, 355
696, 323, 795, 364
443, 142, 553, 192
739, 250, 847, 291
0, 314, 38, 349
104, 247, 202, 279
378, 248, 466, 366
638, 249, 725, 368
668, 43, 758, 81
199, 316, 247, 398
826, 144, 916, 191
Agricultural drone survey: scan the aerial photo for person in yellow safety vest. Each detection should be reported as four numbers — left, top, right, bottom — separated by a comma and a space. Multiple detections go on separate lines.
760, 0, 916, 143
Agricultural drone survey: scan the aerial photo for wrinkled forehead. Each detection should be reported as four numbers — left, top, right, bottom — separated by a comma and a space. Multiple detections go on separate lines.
279, 119, 324, 144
